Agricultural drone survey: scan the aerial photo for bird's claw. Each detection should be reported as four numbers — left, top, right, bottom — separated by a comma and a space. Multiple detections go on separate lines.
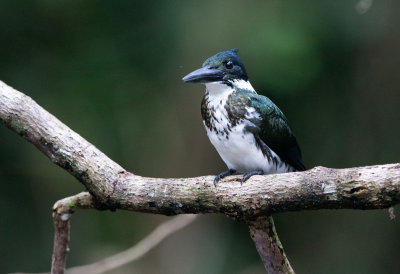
241, 170, 264, 184
213, 169, 236, 187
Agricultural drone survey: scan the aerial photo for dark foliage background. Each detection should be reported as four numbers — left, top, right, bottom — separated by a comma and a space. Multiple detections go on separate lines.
0, 1, 399, 273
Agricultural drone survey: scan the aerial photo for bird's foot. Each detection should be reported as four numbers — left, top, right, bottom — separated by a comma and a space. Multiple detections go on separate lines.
214, 169, 236, 186
241, 170, 264, 184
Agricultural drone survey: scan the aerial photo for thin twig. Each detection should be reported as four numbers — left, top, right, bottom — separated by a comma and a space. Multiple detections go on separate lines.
66, 214, 197, 274
388, 206, 396, 220
52, 192, 95, 274
52, 214, 70, 274
16, 197, 196, 274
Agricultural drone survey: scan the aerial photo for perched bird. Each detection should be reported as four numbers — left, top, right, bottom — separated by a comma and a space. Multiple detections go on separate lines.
183, 49, 305, 186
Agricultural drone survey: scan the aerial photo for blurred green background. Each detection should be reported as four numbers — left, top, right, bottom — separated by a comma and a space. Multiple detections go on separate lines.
1, 0, 399, 273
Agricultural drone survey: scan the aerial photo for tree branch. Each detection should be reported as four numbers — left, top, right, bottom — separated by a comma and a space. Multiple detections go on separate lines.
1, 81, 399, 217
1, 80, 399, 273
52, 192, 95, 274
247, 216, 294, 273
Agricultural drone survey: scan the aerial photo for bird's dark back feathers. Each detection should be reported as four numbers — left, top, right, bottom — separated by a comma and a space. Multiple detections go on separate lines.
229, 89, 306, 171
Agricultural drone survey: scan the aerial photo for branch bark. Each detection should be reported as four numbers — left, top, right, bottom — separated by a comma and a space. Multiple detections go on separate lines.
247, 216, 294, 273
1, 81, 399, 217
52, 193, 95, 274
1, 80, 399, 273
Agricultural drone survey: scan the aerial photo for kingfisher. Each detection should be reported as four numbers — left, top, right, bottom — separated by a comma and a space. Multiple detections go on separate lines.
183, 49, 306, 186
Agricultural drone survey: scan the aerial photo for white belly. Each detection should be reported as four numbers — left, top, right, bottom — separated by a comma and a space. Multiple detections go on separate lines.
202, 82, 292, 174
205, 123, 291, 174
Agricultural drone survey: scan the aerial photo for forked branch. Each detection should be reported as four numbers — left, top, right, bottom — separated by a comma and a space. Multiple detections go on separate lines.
1, 81, 399, 273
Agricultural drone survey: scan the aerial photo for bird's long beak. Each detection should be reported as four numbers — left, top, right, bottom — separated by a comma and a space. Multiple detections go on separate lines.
182, 67, 224, 83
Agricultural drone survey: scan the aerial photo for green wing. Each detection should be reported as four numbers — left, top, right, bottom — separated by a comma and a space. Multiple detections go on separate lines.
246, 93, 306, 171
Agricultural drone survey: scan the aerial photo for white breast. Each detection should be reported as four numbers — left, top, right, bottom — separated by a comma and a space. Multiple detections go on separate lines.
203, 82, 292, 174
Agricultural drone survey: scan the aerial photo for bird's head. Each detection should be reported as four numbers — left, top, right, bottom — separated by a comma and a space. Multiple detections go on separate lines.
182, 49, 248, 84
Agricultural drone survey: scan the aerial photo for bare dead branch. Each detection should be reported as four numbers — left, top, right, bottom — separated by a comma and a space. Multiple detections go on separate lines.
1, 81, 399, 218
1, 80, 399, 273
52, 193, 95, 274
52, 213, 70, 274
247, 216, 294, 273
19, 193, 196, 274
0, 81, 399, 218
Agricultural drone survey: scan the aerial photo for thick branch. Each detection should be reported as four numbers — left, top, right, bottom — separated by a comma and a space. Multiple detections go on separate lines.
1, 81, 399, 219
247, 216, 294, 273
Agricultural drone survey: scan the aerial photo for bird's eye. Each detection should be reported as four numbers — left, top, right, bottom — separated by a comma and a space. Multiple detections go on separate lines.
225, 61, 233, 69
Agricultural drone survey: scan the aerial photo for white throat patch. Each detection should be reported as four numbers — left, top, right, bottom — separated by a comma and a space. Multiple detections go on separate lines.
205, 82, 232, 95
204, 82, 234, 104
232, 79, 256, 93
204, 79, 256, 99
